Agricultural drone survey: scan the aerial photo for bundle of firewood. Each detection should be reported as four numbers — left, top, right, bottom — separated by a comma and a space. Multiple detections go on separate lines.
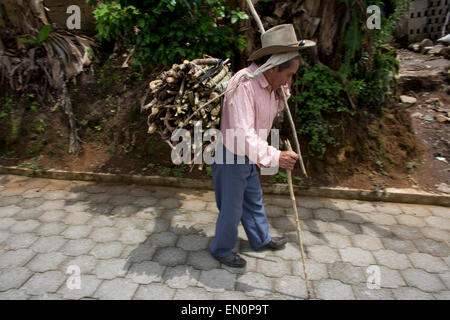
141, 56, 232, 145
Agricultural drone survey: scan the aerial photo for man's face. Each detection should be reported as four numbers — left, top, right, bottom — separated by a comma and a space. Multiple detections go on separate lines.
267, 58, 300, 91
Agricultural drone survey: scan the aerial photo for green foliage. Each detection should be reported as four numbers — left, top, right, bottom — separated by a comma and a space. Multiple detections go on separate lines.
406, 160, 420, 169
18, 162, 39, 170
172, 164, 188, 177
338, 11, 363, 78
89, 0, 248, 67
35, 119, 45, 133
292, 0, 406, 158
355, 50, 398, 107
95, 63, 121, 89
158, 166, 171, 176
336, 0, 405, 109
92, 3, 139, 42
0, 95, 17, 123
294, 65, 349, 157
273, 171, 287, 183
19, 25, 52, 45
206, 166, 212, 177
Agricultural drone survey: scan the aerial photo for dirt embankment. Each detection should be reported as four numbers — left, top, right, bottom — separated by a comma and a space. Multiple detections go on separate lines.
0, 50, 449, 193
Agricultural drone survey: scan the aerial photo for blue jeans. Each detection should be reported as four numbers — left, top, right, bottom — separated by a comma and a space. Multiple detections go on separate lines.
209, 145, 271, 258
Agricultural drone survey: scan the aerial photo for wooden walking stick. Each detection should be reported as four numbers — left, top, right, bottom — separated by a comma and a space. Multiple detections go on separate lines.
285, 139, 311, 298
244, 0, 308, 178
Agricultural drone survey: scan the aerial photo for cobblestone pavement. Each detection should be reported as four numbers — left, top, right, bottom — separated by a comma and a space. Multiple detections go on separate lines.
0, 174, 449, 300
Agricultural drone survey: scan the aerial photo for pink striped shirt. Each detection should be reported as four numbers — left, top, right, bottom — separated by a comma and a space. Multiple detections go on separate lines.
220, 62, 290, 168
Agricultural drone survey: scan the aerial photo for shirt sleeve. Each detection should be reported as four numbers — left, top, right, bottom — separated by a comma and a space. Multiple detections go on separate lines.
223, 82, 280, 168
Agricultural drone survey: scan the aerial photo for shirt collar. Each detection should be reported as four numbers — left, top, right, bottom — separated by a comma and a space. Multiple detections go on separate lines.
248, 62, 270, 90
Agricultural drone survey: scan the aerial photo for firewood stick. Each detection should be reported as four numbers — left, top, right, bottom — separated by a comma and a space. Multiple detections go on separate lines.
285, 139, 311, 299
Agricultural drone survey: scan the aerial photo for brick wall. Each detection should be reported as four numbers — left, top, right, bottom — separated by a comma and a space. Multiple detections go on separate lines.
407, 0, 449, 42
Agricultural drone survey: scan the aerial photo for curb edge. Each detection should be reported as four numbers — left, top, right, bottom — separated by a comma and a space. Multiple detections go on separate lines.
0, 165, 448, 207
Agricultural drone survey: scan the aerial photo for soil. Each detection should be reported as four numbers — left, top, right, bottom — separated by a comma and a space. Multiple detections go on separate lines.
1, 48, 449, 194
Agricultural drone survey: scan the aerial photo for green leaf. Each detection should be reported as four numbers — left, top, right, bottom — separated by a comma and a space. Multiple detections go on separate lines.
38, 25, 52, 43
19, 38, 38, 44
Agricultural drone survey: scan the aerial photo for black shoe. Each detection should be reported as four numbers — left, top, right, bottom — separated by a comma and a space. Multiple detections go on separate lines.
258, 237, 287, 251
214, 253, 247, 268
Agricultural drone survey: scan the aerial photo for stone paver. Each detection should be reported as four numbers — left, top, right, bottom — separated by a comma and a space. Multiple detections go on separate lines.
0, 267, 32, 291
408, 253, 448, 273
61, 239, 95, 257
314, 279, 355, 300
413, 239, 449, 257
339, 247, 376, 267
62, 225, 92, 240
0, 249, 36, 269
327, 262, 365, 285
401, 269, 446, 293
1, 174, 449, 300
94, 278, 138, 300
176, 234, 209, 251
424, 216, 450, 231
89, 227, 120, 243
93, 258, 129, 280
392, 287, 435, 300
5, 233, 38, 250
146, 232, 178, 248
256, 256, 291, 278
198, 268, 236, 292
373, 249, 412, 270
90, 242, 124, 259
153, 247, 187, 267
274, 275, 308, 299
381, 237, 417, 254
173, 286, 214, 300
351, 234, 384, 251
62, 255, 97, 274
35, 222, 67, 236
26, 252, 67, 273
162, 265, 199, 290
58, 275, 102, 300
31, 236, 67, 253
396, 215, 426, 228
134, 283, 176, 300
292, 259, 329, 281
420, 227, 449, 242
22, 271, 66, 296
186, 250, 221, 270
236, 272, 274, 298
307, 245, 340, 264
375, 265, 404, 289
127, 261, 166, 284
352, 284, 394, 300
124, 244, 156, 264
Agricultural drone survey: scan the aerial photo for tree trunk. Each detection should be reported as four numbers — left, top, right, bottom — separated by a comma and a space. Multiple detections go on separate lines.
239, 0, 355, 70
0, 0, 94, 156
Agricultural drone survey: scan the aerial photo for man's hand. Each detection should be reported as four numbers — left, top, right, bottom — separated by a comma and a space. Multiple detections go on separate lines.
279, 151, 298, 170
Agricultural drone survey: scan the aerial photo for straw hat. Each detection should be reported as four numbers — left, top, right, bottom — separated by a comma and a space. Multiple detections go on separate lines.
248, 24, 316, 61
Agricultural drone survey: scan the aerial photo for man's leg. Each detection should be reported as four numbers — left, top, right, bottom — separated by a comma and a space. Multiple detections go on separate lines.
210, 159, 252, 259
240, 164, 271, 250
